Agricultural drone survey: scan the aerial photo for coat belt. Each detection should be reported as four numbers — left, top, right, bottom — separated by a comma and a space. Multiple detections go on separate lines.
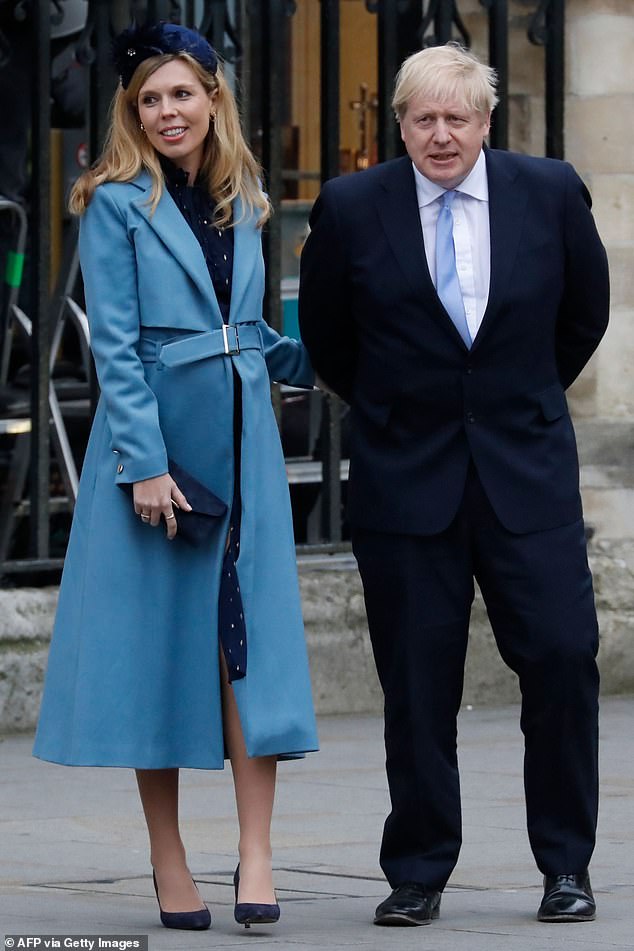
138, 324, 262, 368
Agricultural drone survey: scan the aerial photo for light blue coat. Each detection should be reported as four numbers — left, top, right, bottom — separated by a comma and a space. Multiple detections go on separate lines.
33, 173, 319, 768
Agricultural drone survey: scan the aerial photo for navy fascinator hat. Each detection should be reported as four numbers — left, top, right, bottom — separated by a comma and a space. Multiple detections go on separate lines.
112, 22, 218, 90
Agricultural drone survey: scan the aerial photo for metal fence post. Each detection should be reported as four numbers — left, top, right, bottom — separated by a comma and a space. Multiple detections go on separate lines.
529, 0, 565, 159
482, 0, 509, 150
319, 0, 342, 543
29, 2, 52, 559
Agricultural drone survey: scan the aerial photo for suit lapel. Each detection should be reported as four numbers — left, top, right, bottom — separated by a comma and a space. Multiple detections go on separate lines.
472, 150, 529, 351
375, 157, 432, 299
374, 158, 471, 350
131, 173, 222, 323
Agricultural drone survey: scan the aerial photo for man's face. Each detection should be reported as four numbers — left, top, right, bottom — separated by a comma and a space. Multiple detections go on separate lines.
399, 92, 490, 189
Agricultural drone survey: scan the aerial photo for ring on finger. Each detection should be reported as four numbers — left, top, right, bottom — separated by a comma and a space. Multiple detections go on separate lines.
140, 513, 151, 522
165, 512, 176, 521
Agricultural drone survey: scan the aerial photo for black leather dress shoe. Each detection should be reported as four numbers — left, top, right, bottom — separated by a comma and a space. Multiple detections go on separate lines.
537, 872, 596, 922
374, 883, 442, 926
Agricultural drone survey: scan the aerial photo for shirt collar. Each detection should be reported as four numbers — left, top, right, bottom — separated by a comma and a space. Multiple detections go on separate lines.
413, 148, 489, 208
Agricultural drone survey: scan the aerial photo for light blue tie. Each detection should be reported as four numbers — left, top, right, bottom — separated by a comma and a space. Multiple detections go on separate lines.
435, 190, 472, 348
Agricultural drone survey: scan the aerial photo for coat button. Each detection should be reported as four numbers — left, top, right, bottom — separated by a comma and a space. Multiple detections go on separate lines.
465, 365, 473, 375
117, 463, 124, 473
466, 412, 475, 424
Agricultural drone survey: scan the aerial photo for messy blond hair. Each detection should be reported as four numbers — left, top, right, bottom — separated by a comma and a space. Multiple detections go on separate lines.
392, 43, 498, 120
69, 53, 270, 228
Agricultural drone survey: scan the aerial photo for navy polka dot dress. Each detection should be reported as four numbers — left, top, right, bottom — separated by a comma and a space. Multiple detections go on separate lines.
163, 158, 247, 683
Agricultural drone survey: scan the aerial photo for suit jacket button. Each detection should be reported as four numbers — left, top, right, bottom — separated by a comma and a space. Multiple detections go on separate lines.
466, 412, 475, 424
117, 463, 124, 473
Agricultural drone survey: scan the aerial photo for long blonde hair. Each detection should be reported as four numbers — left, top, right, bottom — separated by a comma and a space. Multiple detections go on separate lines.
69, 53, 270, 228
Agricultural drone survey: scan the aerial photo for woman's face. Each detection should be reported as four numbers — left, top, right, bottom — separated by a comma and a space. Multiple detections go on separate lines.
137, 59, 215, 180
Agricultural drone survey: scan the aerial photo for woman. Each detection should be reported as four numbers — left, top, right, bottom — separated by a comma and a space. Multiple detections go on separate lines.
33, 22, 318, 932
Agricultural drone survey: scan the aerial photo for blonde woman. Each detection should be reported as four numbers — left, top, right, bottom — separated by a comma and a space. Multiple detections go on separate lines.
34, 22, 318, 932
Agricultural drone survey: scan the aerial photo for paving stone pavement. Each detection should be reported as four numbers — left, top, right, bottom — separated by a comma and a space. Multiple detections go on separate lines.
1, 696, 632, 950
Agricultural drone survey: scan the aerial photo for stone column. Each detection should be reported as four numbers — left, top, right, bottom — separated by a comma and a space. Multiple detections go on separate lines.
565, 0, 634, 539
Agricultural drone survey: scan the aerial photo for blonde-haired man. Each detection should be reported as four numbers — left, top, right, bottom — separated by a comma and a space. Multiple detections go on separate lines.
300, 43, 608, 927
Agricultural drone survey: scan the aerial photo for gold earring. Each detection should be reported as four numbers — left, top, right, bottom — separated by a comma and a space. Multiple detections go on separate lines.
140, 122, 145, 132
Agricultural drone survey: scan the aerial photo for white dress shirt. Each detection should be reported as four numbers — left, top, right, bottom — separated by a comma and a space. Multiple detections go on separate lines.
413, 149, 491, 341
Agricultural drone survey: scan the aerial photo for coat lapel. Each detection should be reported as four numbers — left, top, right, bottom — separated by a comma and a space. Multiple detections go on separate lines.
471, 150, 529, 351
131, 172, 223, 323
132, 177, 261, 328
229, 197, 261, 323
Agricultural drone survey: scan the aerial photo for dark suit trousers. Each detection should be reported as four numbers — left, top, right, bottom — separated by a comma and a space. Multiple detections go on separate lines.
352, 465, 599, 890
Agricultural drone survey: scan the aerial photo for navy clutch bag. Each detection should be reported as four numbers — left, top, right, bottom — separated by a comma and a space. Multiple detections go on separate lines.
121, 459, 227, 545
167, 459, 227, 545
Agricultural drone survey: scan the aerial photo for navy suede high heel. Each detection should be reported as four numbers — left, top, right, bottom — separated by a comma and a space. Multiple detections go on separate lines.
233, 864, 280, 929
152, 871, 211, 930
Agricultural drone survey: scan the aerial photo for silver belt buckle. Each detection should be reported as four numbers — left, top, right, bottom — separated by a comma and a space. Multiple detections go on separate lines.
222, 323, 240, 355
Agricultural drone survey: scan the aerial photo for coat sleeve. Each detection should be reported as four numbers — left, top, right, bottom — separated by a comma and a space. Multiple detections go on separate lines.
258, 319, 314, 388
556, 163, 610, 389
79, 186, 169, 484
298, 183, 358, 403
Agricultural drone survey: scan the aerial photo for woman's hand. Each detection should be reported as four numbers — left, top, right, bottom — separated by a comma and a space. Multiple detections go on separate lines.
133, 473, 192, 540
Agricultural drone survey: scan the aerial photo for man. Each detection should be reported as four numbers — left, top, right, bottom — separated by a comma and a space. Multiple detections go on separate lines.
299, 44, 609, 927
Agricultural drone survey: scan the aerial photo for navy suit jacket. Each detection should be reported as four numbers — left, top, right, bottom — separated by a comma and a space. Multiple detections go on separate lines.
299, 150, 610, 535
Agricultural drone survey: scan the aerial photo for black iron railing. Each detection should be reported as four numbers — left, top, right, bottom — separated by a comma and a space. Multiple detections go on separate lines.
0, 0, 566, 577
528, 0, 565, 158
